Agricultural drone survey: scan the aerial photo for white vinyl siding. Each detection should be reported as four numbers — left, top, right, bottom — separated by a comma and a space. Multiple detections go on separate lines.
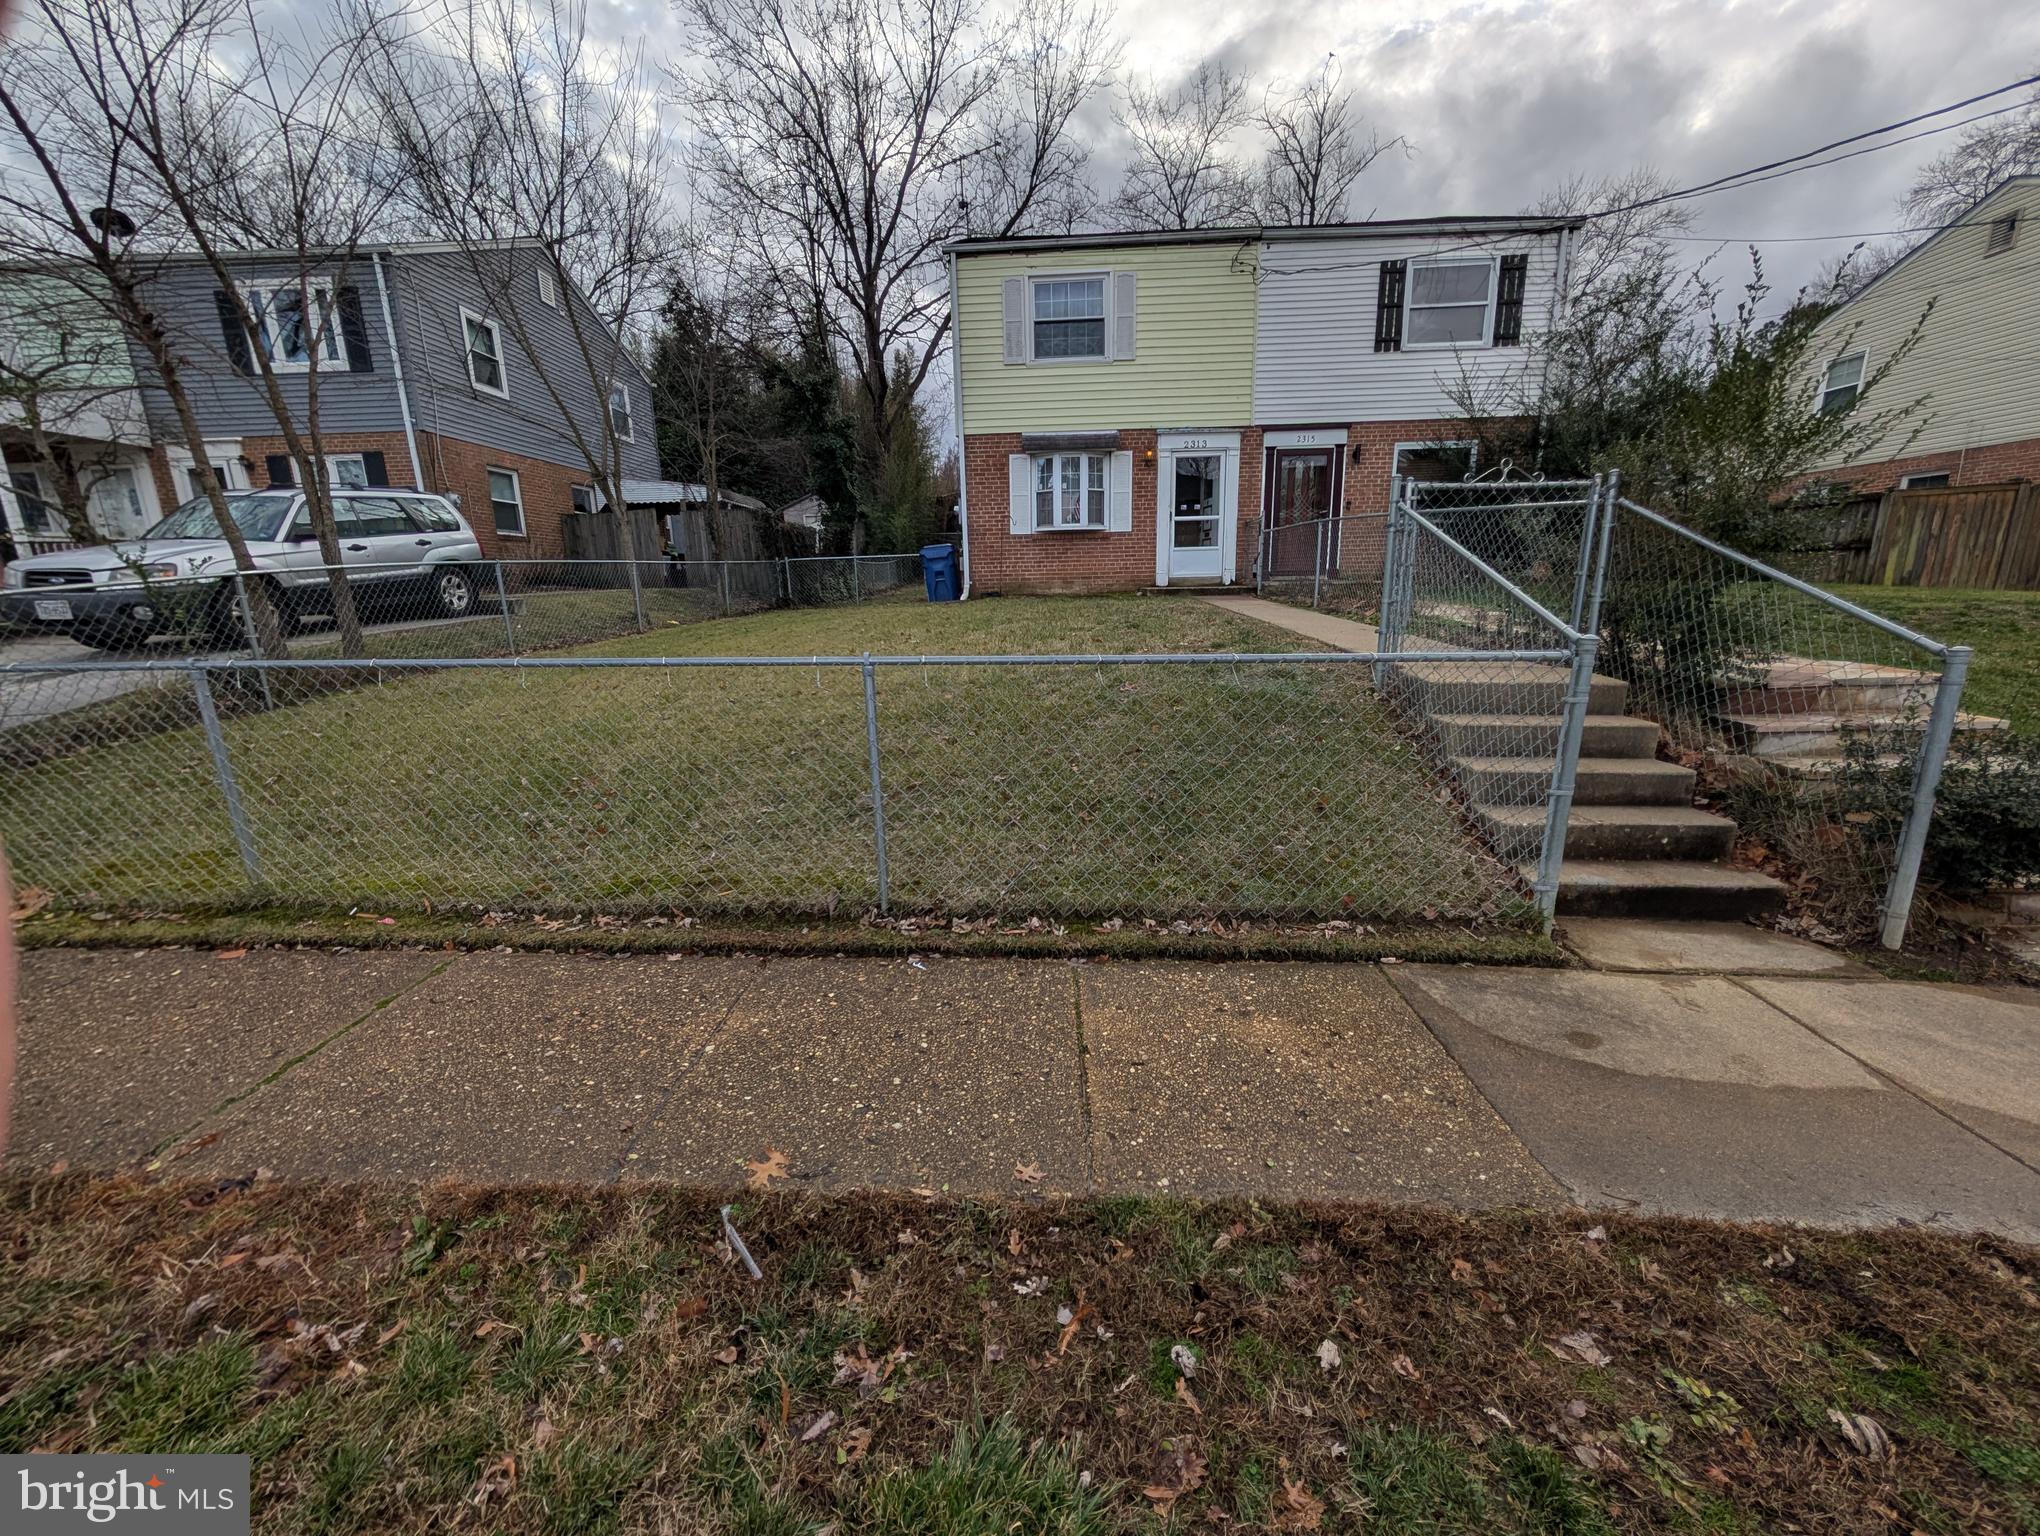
1253, 232, 1561, 422
1807, 177, 2040, 468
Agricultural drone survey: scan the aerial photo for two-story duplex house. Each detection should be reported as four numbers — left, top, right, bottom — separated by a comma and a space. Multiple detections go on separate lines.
1807, 175, 2040, 491
128, 239, 658, 558
945, 214, 1577, 596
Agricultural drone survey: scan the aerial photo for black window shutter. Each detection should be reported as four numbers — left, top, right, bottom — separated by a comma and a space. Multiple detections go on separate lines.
214, 290, 253, 373
265, 454, 295, 488
360, 450, 388, 487
1374, 260, 1405, 353
1493, 254, 1529, 345
336, 287, 373, 371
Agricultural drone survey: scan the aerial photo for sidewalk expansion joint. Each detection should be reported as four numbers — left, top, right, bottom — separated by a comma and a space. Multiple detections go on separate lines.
142, 955, 458, 1163
1725, 976, 2040, 1180
1071, 965, 1099, 1191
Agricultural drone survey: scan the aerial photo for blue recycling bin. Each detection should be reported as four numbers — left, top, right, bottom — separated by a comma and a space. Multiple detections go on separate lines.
921, 542, 959, 602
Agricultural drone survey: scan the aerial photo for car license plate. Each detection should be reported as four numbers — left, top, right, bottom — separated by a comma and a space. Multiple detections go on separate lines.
32, 598, 73, 621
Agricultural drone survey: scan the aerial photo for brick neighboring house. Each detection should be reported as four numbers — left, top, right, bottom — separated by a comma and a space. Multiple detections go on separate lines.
124, 239, 657, 558
944, 215, 1579, 596
1807, 175, 2040, 492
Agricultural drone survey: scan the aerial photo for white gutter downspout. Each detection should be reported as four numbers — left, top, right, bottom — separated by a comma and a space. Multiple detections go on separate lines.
947, 250, 972, 599
372, 251, 426, 493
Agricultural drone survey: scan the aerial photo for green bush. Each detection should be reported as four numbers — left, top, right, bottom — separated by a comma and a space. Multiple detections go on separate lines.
1837, 731, 2040, 896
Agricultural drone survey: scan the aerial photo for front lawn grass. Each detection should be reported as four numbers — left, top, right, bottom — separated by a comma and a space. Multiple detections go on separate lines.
1829, 586, 2040, 734
3, 1176, 2036, 1533
2, 596, 1531, 927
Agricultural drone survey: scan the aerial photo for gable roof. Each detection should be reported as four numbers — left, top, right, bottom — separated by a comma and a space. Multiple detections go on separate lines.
1825, 173, 2039, 313
945, 213, 1580, 258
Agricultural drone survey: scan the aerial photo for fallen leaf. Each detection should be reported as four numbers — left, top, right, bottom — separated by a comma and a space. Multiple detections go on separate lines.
1007, 1227, 1024, 1257
215, 947, 249, 960
11, 884, 51, 919
799, 1410, 838, 1443
1448, 1257, 1476, 1284
1057, 1301, 1094, 1356
745, 1147, 791, 1190
375, 1319, 407, 1347
1316, 1339, 1341, 1372
1827, 1409, 1894, 1460
672, 1298, 709, 1323
1171, 1343, 1200, 1377
1550, 1331, 1612, 1368
1013, 1161, 1044, 1184
1174, 1376, 1202, 1416
714, 1346, 741, 1365
532, 1416, 558, 1451
838, 1425, 873, 1465
1390, 1353, 1421, 1381
1143, 1440, 1207, 1512
1275, 1465, 1325, 1530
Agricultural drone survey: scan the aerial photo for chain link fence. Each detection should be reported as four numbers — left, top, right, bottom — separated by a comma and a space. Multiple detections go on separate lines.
0, 647, 1577, 927
0, 553, 924, 664
1596, 495, 1973, 946
1251, 513, 1388, 617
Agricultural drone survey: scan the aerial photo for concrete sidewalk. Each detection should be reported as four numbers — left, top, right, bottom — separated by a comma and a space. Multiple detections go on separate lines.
11, 945, 2040, 1241
1200, 593, 1381, 651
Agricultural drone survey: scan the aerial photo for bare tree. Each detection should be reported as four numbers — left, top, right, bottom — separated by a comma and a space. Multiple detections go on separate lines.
1110, 62, 1258, 231
681, 0, 1116, 535
365, 0, 680, 565
1899, 83, 2040, 230
121, 0, 406, 655
1257, 57, 1405, 226
0, 0, 288, 654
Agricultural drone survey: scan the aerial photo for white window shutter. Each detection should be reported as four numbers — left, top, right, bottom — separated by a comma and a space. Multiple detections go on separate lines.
1113, 271, 1137, 360
1008, 454, 1033, 535
1107, 451, 1133, 532
1002, 277, 1026, 364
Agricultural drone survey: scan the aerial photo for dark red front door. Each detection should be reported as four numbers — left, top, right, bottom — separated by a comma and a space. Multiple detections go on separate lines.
1266, 447, 1341, 576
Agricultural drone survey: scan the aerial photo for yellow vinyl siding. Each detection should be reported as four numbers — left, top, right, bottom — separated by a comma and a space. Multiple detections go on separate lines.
1810, 177, 2040, 467
957, 242, 1256, 433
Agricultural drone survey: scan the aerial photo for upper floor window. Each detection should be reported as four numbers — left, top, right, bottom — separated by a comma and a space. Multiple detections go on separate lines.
462, 309, 508, 398
1986, 209, 2021, 256
1031, 276, 1107, 360
1819, 351, 1865, 415
1404, 259, 1493, 347
609, 383, 634, 442
244, 282, 338, 372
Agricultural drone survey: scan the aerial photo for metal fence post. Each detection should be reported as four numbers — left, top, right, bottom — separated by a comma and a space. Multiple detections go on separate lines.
1375, 483, 1403, 688
231, 571, 275, 711
861, 653, 890, 915
493, 560, 516, 654
1254, 521, 1266, 595
720, 561, 731, 617
1567, 473, 1604, 633
628, 558, 646, 631
1879, 644, 1972, 950
1312, 519, 1325, 609
853, 556, 861, 603
1583, 468, 1620, 638
190, 663, 262, 889
1532, 633, 1600, 927
783, 556, 793, 608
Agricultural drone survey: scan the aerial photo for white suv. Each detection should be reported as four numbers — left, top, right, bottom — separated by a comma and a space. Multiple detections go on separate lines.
2, 488, 486, 650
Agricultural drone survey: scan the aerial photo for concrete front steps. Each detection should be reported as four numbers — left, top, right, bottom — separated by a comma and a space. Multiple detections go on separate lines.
1409, 663, 1787, 921
1716, 656, 2009, 761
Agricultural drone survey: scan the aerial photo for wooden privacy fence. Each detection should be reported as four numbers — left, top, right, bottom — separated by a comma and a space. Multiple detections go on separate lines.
1806, 482, 2040, 590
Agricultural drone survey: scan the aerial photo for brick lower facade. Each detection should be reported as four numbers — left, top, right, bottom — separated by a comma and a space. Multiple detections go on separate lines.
962, 415, 1474, 595
1820, 434, 2040, 495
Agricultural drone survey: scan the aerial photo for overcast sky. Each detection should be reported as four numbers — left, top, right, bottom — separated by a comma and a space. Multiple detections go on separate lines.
614, 0, 2039, 306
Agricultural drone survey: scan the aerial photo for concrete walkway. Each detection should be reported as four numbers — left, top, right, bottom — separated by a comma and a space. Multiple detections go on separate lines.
1200, 593, 1380, 651
11, 946, 2039, 1240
